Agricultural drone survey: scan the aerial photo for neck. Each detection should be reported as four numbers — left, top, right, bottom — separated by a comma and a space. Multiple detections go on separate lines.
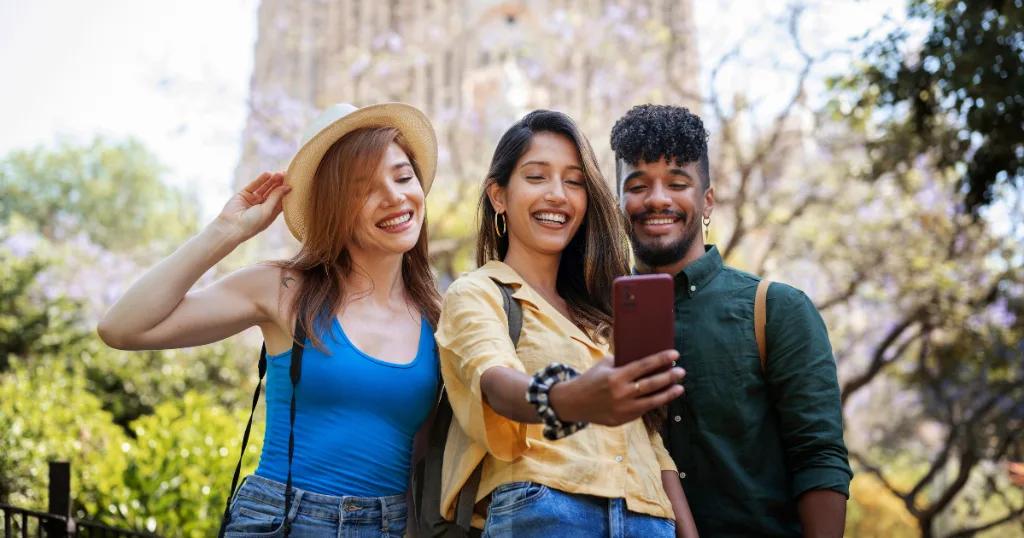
344, 247, 407, 308
640, 240, 708, 276
502, 241, 561, 297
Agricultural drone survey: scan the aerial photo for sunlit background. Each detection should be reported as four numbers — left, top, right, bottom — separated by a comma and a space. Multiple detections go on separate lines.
1, 0, 1022, 536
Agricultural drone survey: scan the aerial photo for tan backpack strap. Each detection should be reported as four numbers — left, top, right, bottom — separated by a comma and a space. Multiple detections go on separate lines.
755, 280, 771, 373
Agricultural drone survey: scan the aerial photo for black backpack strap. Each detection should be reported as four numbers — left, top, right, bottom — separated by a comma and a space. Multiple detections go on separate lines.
282, 318, 306, 537
452, 279, 522, 532
494, 279, 523, 347
218, 345, 268, 538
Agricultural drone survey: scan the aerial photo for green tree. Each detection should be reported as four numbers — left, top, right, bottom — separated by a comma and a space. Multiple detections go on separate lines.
0, 356, 129, 512
0, 137, 262, 533
0, 247, 87, 371
0, 240, 250, 430
0, 137, 199, 252
830, 0, 1024, 213
93, 392, 263, 536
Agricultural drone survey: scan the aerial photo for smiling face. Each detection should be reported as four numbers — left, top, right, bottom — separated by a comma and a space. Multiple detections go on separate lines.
488, 131, 588, 259
349, 142, 425, 257
619, 156, 714, 271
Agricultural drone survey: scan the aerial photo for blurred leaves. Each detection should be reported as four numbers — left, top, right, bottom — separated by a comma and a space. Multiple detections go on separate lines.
0, 137, 199, 253
100, 392, 263, 536
828, 0, 1024, 213
0, 356, 129, 510
0, 138, 257, 536
0, 247, 87, 371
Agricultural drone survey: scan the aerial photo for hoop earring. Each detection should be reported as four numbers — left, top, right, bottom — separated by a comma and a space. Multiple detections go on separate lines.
494, 212, 507, 237
703, 214, 711, 242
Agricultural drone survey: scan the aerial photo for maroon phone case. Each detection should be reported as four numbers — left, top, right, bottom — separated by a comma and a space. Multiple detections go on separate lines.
613, 274, 675, 367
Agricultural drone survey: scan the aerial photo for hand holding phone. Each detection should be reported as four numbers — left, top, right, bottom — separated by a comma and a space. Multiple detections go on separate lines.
543, 274, 684, 427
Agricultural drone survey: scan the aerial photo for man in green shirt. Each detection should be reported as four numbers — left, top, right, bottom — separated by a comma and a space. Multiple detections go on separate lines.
610, 104, 852, 537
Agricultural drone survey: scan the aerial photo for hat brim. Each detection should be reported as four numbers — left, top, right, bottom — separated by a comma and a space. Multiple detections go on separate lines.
283, 103, 438, 241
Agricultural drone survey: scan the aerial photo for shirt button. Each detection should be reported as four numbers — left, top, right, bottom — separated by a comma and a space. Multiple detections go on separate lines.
678, 471, 687, 479
614, 455, 623, 463
689, 285, 696, 292
673, 415, 682, 423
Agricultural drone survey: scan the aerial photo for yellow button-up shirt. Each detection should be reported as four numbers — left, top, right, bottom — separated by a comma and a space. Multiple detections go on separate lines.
435, 261, 676, 527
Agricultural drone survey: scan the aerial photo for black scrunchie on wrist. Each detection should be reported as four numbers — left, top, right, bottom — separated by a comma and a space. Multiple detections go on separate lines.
525, 362, 588, 440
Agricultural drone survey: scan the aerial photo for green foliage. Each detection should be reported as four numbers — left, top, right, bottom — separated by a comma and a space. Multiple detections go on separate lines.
93, 392, 263, 536
0, 359, 262, 537
0, 137, 199, 252
0, 137, 263, 535
0, 248, 88, 371
75, 340, 250, 430
0, 356, 129, 511
0, 243, 250, 429
829, 0, 1024, 212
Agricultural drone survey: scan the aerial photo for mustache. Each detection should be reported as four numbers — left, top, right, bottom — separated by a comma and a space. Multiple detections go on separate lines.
630, 209, 687, 223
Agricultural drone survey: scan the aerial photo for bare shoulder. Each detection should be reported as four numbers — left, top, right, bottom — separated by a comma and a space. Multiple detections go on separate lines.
238, 264, 304, 351
222, 263, 302, 318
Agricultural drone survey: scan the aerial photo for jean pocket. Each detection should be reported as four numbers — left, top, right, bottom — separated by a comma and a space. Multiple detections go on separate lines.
225, 501, 286, 537
487, 481, 549, 515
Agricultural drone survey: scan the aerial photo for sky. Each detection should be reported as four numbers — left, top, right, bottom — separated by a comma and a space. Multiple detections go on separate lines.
0, 0, 902, 220
0, 0, 259, 211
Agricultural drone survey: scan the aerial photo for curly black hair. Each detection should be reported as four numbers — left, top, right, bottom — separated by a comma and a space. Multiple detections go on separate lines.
610, 104, 710, 189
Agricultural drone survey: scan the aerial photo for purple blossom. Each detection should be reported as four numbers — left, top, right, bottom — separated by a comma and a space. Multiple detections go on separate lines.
2, 232, 39, 258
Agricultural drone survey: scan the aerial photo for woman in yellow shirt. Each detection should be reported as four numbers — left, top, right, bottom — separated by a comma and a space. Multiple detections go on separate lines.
435, 110, 699, 537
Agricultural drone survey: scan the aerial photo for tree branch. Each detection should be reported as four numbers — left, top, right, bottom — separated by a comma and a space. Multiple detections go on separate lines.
946, 505, 1024, 538
849, 450, 916, 514
841, 311, 923, 406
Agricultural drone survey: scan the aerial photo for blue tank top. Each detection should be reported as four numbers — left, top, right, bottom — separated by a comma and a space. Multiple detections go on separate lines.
254, 317, 438, 497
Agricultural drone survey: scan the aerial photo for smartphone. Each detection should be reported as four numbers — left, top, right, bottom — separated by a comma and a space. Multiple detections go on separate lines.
613, 274, 675, 367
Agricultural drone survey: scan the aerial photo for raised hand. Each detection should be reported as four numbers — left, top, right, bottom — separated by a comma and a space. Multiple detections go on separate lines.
215, 172, 292, 242
550, 350, 686, 426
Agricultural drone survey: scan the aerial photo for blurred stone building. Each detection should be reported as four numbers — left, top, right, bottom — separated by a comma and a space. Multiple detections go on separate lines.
234, 0, 700, 265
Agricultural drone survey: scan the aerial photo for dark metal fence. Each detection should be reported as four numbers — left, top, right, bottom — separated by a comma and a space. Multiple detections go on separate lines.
0, 462, 158, 538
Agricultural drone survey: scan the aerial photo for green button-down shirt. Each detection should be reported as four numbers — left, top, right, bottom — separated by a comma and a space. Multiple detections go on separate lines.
654, 246, 851, 537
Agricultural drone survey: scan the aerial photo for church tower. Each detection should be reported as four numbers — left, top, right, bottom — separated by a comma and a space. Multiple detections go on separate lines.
234, 0, 700, 265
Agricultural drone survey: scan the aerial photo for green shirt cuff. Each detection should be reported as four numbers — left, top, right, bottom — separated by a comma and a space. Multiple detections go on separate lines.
792, 466, 852, 499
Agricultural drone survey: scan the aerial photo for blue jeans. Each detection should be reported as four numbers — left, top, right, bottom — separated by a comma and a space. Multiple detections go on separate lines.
224, 474, 407, 537
483, 482, 676, 538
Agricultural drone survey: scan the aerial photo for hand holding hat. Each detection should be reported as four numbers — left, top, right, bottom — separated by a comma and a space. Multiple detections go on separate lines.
214, 171, 292, 243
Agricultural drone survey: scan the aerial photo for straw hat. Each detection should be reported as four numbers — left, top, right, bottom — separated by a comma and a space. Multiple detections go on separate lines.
283, 102, 437, 241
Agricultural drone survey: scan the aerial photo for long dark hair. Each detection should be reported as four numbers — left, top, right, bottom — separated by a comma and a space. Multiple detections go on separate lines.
476, 110, 630, 342
276, 127, 441, 351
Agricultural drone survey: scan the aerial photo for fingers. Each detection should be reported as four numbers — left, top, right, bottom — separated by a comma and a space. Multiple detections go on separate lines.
600, 378, 684, 426
241, 173, 284, 207
241, 172, 273, 194
633, 382, 685, 413
617, 349, 679, 381
253, 172, 284, 198
634, 367, 686, 396
264, 183, 292, 215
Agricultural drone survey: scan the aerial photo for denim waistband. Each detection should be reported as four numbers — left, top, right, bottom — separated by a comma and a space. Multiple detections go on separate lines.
234, 474, 407, 523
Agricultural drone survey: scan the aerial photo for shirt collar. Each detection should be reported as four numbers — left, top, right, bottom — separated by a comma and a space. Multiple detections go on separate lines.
475, 260, 607, 354
632, 245, 724, 295
676, 244, 723, 294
